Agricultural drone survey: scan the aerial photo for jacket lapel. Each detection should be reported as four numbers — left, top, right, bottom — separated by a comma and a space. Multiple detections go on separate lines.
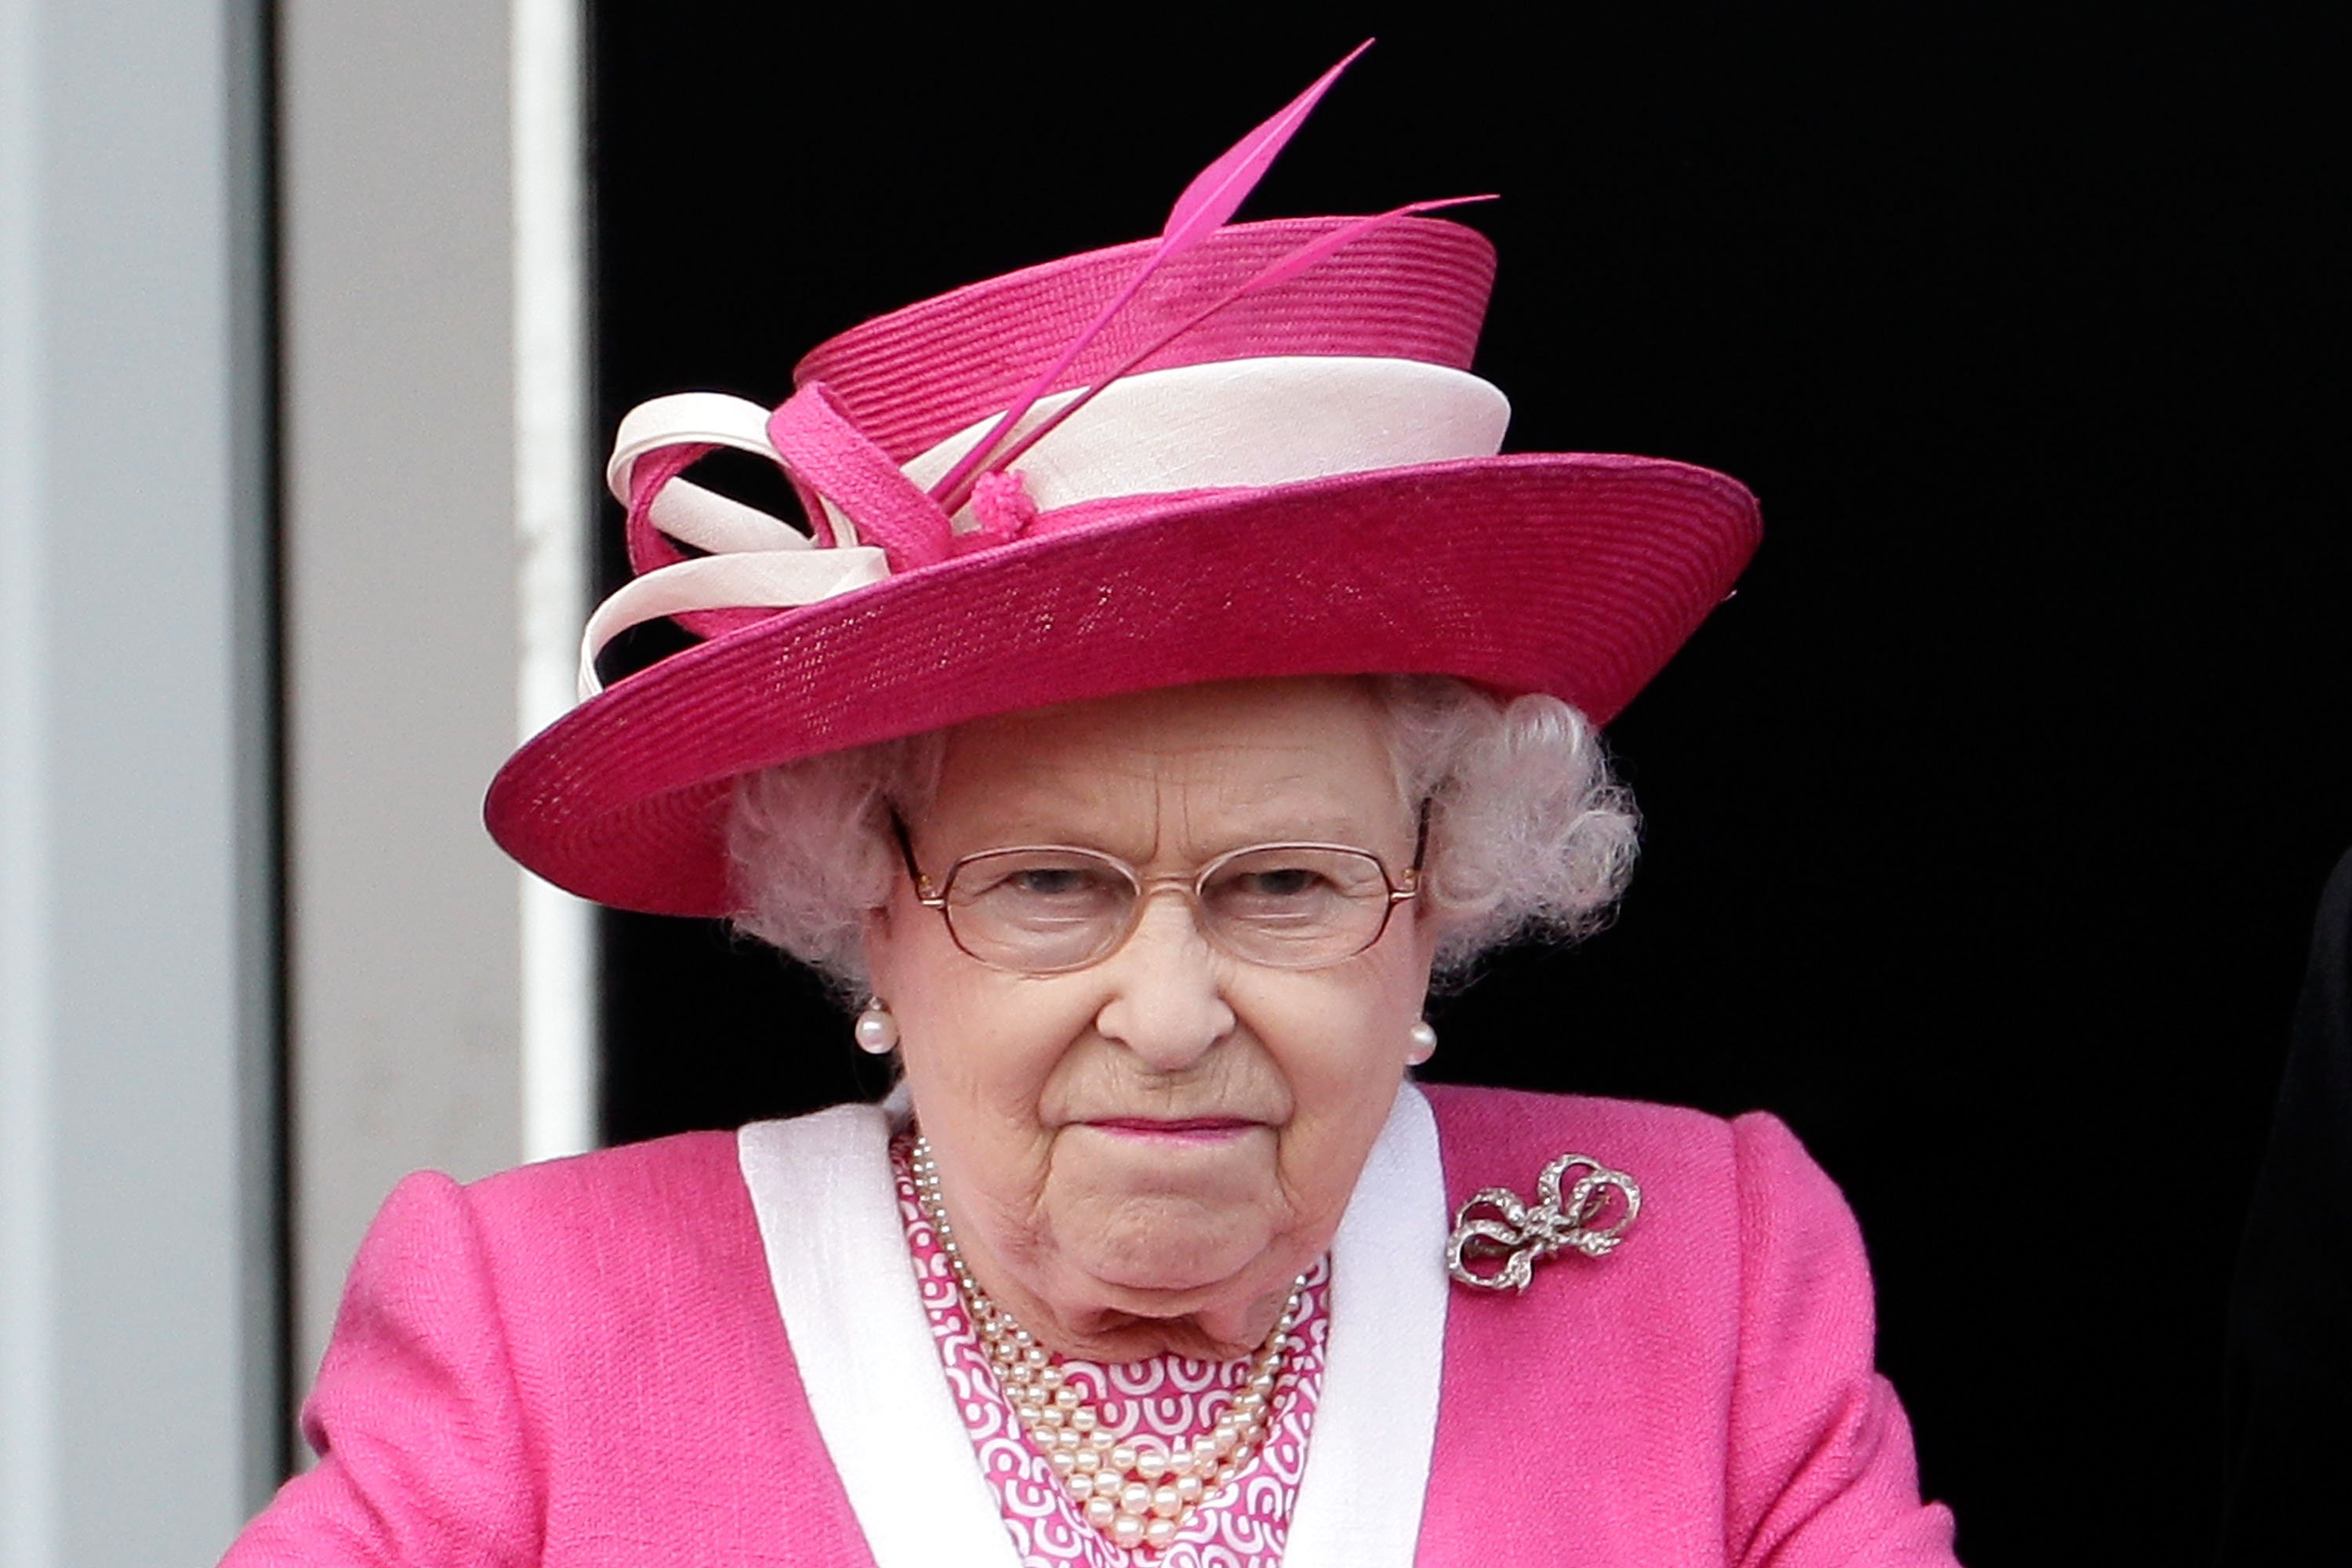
739, 1102, 1023, 1568
1285, 1081, 1450, 1567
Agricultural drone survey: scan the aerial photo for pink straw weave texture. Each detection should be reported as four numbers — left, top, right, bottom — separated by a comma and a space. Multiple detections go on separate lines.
794, 217, 1496, 463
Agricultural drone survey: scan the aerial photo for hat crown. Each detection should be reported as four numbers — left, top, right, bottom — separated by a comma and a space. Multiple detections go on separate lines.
793, 216, 1497, 464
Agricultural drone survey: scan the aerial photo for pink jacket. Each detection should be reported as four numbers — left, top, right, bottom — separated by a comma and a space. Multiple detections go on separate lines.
223, 1085, 1959, 1565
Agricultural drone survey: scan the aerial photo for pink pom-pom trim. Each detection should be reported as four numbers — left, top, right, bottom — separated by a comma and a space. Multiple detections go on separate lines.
967, 469, 1041, 546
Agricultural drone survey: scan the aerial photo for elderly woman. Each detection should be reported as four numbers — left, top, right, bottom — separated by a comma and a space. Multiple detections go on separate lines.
226, 53, 1958, 1568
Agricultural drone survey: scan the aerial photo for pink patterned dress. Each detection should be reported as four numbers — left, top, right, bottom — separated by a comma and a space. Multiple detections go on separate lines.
891, 1136, 1330, 1566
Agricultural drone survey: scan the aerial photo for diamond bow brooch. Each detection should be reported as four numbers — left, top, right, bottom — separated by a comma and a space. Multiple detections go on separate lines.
1445, 1152, 1642, 1293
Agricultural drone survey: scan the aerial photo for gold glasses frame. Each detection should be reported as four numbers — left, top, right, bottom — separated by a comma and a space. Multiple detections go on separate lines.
890, 804, 1429, 976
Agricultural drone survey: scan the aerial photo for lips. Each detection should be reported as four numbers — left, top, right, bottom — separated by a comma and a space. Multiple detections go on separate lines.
1083, 1117, 1259, 1142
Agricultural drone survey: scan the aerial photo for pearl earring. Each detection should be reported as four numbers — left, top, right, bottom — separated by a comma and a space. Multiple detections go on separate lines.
1407, 1019, 1438, 1065
854, 1000, 900, 1054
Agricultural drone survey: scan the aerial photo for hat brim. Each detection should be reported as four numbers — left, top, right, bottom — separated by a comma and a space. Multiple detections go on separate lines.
486, 452, 1759, 916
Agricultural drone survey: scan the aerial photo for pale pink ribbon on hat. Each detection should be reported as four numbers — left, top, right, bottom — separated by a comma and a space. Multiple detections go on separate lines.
579, 385, 964, 699
578, 347, 1519, 700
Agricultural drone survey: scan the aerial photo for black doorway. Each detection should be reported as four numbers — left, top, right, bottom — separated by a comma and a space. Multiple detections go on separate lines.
590, 15, 2350, 1562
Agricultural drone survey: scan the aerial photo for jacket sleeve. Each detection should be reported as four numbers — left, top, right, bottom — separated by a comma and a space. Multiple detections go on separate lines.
219, 1171, 543, 1567
1725, 1112, 1960, 1567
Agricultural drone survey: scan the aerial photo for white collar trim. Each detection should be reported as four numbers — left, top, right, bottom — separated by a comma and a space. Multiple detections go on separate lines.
1283, 1081, 1449, 1568
738, 1101, 1022, 1568
736, 1081, 1449, 1567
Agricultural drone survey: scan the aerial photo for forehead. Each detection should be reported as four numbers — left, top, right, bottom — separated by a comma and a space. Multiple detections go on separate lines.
923, 678, 1407, 858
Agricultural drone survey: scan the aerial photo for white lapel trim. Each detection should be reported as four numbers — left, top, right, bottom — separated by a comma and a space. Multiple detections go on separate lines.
738, 1105, 1022, 1568
1283, 1081, 1450, 1568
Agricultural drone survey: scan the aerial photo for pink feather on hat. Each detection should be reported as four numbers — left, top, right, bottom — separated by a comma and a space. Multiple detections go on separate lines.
929, 41, 1377, 512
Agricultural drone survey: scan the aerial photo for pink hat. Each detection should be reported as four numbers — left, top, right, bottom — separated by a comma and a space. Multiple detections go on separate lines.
486, 47, 1761, 917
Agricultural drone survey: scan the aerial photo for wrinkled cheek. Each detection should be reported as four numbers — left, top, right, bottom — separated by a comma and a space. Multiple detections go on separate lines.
1290, 1050, 1406, 1143
908, 1008, 1067, 1136
1272, 1056, 1408, 1235
1272, 1132, 1368, 1242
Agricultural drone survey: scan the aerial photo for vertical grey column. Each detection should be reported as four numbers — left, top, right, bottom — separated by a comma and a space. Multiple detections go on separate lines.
0, 0, 280, 1561
278, 1, 581, 1403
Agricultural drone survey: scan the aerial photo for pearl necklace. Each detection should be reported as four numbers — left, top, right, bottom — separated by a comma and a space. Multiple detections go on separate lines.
909, 1137, 1305, 1555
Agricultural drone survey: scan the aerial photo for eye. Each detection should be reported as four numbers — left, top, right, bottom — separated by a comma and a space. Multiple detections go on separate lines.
936, 849, 1136, 970
1226, 866, 1331, 901
1005, 865, 1117, 898
1204, 848, 1375, 918
953, 851, 1133, 917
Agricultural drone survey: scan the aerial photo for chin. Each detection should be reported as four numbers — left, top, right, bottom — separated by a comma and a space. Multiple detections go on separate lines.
1065, 1205, 1279, 1300
1087, 1253, 1244, 1298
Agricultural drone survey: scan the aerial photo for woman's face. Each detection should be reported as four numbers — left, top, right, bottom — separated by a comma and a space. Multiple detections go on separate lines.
864, 677, 1439, 1361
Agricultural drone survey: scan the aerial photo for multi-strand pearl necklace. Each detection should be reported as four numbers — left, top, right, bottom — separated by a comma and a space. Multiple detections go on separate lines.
909, 1137, 1305, 1555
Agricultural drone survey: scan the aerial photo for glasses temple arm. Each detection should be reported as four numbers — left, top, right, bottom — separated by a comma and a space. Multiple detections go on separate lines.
1389, 797, 1432, 902
888, 810, 943, 905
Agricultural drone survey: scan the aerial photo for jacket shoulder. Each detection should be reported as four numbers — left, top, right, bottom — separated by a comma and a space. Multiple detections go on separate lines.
1414, 1083, 1955, 1563
460, 1127, 746, 1229
1417, 1080, 1744, 1201
1414, 1083, 1854, 1315
414, 1129, 771, 1361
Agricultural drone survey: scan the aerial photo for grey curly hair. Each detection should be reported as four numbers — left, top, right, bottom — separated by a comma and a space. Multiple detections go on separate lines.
727, 676, 1639, 996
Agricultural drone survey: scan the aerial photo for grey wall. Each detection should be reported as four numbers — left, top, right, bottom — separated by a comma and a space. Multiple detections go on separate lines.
278, 0, 529, 1400
0, 0, 280, 1561
278, 0, 593, 1413
3, 2, 590, 1556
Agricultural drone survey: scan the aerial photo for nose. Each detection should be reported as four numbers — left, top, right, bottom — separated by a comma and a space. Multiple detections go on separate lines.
1092, 891, 1237, 1072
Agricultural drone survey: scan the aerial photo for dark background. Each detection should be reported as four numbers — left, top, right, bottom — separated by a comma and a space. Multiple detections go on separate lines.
590, 12, 2348, 1563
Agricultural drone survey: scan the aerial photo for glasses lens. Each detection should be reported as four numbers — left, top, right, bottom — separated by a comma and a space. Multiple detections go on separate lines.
1198, 845, 1393, 968
942, 848, 1137, 972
